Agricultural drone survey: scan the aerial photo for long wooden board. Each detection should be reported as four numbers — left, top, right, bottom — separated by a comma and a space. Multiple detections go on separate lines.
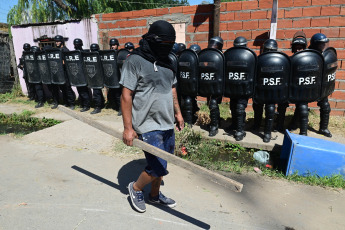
58, 105, 244, 192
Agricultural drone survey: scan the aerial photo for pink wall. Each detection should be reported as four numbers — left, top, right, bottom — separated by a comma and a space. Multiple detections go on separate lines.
11, 18, 98, 95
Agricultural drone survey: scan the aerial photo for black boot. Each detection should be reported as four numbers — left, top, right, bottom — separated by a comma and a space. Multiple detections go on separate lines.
318, 99, 332, 137
288, 106, 300, 131
298, 104, 308, 136
91, 107, 102, 114
275, 103, 288, 133
182, 96, 194, 126
234, 104, 246, 141
319, 111, 332, 137
80, 107, 90, 112
208, 99, 220, 137
263, 104, 275, 143
35, 101, 44, 108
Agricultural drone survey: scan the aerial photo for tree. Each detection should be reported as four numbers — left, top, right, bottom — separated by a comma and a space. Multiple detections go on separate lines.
7, 0, 189, 26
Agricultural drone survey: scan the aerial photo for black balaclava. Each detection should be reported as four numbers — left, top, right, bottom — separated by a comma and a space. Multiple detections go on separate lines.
132, 20, 176, 72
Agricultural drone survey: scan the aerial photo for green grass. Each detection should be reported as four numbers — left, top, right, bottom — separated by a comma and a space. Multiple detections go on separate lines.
175, 127, 345, 189
0, 110, 61, 136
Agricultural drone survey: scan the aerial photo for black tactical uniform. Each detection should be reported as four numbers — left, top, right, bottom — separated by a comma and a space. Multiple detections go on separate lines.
73, 38, 91, 112
207, 36, 224, 137
30, 46, 45, 108
90, 43, 105, 114
309, 33, 333, 137
19, 43, 36, 101
286, 31, 308, 134
54, 35, 76, 109
107, 38, 122, 115
225, 36, 252, 141
252, 39, 279, 142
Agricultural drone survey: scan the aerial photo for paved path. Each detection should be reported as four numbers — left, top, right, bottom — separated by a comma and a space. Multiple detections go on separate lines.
0, 103, 345, 229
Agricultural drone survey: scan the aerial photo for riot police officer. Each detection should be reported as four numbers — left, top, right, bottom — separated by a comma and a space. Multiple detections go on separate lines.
90, 43, 105, 114
124, 42, 135, 52
207, 36, 224, 136
287, 31, 308, 132
18, 43, 36, 101
253, 39, 279, 142
30, 46, 46, 108
73, 38, 91, 112
309, 33, 332, 137
54, 35, 76, 109
109, 38, 119, 50
226, 36, 251, 141
107, 38, 122, 115
189, 44, 201, 54
252, 39, 278, 133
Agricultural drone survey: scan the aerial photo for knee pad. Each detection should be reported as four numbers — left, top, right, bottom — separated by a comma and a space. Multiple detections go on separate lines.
184, 96, 193, 111
265, 104, 275, 118
318, 100, 330, 113
236, 103, 246, 115
298, 104, 309, 117
209, 99, 219, 111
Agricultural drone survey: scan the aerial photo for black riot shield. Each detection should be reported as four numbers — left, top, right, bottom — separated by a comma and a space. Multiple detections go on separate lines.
321, 47, 337, 99
289, 50, 323, 103
198, 48, 224, 97
254, 52, 290, 104
99, 50, 120, 88
168, 52, 178, 73
63, 50, 87, 87
36, 51, 51, 84
23, 51, 41, 84
82, 51, 104, 89
177, 49, 199, 96
223, 47, 257, 98
117, 49, 130, 71
46, 48, 65, 84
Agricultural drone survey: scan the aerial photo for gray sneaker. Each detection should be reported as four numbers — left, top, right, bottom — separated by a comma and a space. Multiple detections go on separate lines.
148, 191, 176, 208
128, 182, 146, 213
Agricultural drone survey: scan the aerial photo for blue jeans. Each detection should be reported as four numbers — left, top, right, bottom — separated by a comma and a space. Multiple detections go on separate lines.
139, 129, 175, 177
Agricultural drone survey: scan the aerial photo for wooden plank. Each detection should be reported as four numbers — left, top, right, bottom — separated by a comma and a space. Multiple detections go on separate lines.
58, 105, 244, 192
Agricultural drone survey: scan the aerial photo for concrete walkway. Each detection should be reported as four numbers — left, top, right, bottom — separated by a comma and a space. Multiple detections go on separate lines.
1, 103, 345, 229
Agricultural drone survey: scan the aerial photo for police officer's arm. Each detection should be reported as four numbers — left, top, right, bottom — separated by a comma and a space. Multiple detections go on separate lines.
172, 87, 184, 131
121, 87, 138, 146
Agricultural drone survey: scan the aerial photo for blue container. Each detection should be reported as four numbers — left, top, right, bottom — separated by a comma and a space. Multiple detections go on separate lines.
280, 130, 345, 177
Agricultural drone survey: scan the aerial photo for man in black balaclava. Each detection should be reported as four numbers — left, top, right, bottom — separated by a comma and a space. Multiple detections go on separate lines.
120, 20, 184, 213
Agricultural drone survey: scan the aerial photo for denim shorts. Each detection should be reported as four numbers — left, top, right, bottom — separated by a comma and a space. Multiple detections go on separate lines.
138, 129, 175, 177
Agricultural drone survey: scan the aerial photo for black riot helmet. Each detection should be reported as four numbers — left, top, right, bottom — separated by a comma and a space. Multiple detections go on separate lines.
189, 44, 201, 54
233, 36, 247, 48
109, 38, 119, 46
139, 39, 143, 47
208, 36, 223, 50
23, 43, 31, 51
54, 35, 64, 42
178, 43, 186, 52
172, 43, 180, 54
90, 43, 100, 52
291, 31, 307, 53
125, 42, 134, 50
31, 46, 40, 52
73, 38, 83, 50
309, 33, 329, 52
263, 39, 278, 53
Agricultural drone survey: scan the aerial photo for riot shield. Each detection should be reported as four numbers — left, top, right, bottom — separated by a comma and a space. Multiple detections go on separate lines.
99, 50, 120, 88
198, 48, 225, 97
289, 49, 323, 103
46, 48, 66, 84
63, 50, 87, 87
223, 47, 257, 98
177, 49, 199, 96
82, 51, 104, 89
117, 49, 130, 71
321, 47, 337, 99
254, 52, 290, 104
36, 51, 51, 84
168, 52, 178, 73
23, 51, 41, 84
